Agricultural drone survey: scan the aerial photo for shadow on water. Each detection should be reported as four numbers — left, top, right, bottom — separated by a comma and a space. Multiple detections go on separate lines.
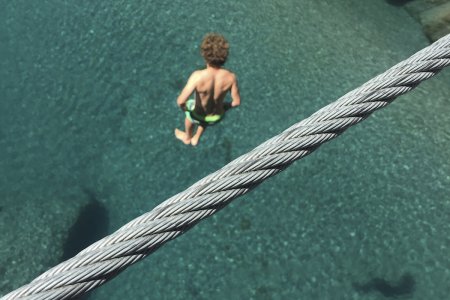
386, 0, 413, 6
60, 189, 110, 299
353, 272, 416, 298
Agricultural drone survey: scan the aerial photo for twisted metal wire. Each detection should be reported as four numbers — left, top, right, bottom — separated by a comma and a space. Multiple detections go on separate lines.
3, 33, 450, 300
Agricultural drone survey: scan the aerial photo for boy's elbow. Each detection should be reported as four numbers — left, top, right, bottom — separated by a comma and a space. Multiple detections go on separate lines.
177, 98, 187, 111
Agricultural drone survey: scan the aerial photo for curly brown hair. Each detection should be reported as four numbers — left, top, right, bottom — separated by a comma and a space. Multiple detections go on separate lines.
200, 33, 229, 67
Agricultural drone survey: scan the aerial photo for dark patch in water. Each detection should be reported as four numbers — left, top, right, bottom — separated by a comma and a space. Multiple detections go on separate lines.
121, 106, 128, 117
62, 191, 109, 261
255, 285, 274, 299
60, 190, 109, 299
353, 272, 415, 298
386, 0, 413, 6
222, 137, 233, 163
239, 217, 251, 230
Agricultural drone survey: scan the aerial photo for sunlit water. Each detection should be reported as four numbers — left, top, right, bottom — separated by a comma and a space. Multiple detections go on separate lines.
1, 0, 449, 299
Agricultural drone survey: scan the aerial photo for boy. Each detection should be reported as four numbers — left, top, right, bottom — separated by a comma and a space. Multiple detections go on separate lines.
175, 33, 241, 146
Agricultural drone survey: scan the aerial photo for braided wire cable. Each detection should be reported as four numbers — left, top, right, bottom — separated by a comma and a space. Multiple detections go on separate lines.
3, 33, 450, 300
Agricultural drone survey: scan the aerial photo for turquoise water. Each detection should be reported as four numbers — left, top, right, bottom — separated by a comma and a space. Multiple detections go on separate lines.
1, 0, 450, 299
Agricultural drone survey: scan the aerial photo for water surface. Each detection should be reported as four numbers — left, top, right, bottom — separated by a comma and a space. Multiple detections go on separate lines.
0, 0, 449, 299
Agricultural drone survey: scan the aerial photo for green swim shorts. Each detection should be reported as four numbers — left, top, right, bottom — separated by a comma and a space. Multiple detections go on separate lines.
185, 99, 223, 126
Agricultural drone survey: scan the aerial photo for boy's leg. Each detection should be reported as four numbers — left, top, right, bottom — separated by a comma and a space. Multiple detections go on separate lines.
190, 124, 205, 146
174, 117, 194, 144
184, 116, 194, 138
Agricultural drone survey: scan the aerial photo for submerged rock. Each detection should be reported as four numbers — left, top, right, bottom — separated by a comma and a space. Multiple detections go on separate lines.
420, 2, 450, 41
386, 0, 414, 7
405, 0, 450, 41
353, 273, 416, 297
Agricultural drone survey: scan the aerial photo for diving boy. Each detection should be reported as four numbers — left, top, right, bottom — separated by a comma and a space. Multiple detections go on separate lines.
175, 33, 241, 146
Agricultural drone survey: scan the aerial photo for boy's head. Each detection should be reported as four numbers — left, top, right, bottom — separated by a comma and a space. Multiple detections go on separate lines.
200, 33, 229, 68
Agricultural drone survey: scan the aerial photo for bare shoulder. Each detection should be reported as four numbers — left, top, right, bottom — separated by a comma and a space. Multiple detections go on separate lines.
186, 70, 204, 86
221, 68, 237, 81
190, 70, 203, 79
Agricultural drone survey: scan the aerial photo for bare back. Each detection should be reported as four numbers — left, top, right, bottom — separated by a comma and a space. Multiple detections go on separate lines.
193, 68, 235, 116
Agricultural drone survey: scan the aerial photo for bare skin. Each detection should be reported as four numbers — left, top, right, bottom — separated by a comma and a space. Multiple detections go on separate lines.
175, 64, 241, 146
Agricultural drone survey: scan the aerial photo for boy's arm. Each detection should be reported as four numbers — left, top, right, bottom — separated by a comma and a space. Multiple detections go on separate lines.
177, 72, 198, 110
230, 75, 241, 107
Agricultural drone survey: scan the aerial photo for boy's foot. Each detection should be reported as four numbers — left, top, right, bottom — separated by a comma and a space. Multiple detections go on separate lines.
190, 135, 200, 146
174, 129, 191, 145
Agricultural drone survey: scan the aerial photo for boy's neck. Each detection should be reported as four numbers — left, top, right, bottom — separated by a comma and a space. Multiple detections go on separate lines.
206, 64, 221, 70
